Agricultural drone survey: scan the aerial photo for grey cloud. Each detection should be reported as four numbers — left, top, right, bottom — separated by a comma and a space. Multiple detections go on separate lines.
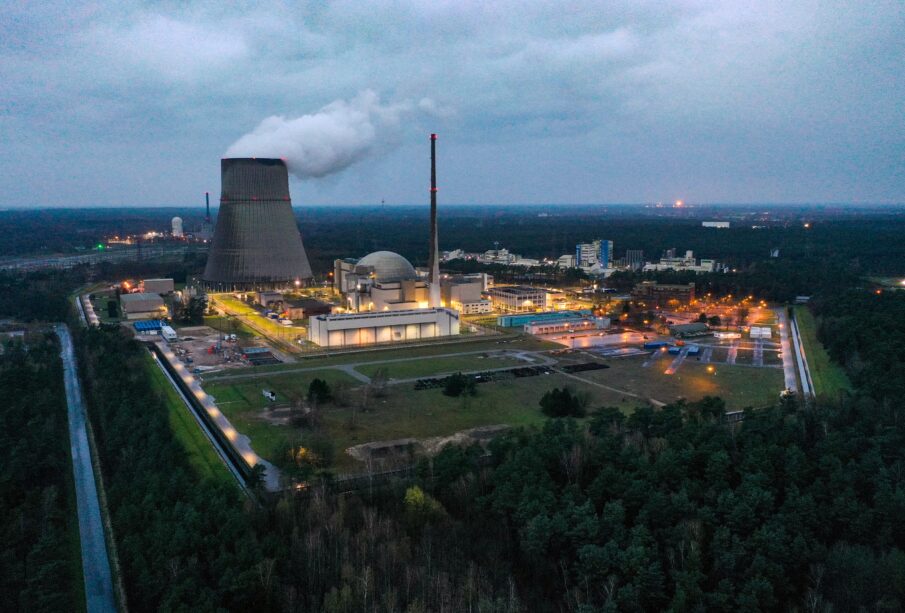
0, 0, 902, 206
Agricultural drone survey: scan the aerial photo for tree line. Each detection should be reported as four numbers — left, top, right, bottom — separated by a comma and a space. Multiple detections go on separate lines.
0, 332, 81, 611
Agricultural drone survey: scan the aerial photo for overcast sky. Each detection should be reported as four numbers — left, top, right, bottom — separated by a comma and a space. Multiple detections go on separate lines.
1, 1, 903, 207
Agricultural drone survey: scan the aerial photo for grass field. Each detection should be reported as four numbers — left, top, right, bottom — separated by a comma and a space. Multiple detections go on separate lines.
214, 371, 638, 472
205, 369, 361, 411
200, 316, 259, 340
355, 354, 523, 379
576, 356, 784, 410
794, 306, 852, 402
143, 355, 235, 486
232, 335, 560, 375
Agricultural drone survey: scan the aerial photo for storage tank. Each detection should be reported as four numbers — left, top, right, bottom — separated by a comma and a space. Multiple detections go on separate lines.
171, 216, 184, 238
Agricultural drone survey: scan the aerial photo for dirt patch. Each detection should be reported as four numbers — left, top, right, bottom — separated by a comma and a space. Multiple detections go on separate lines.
346, 424, 511, 468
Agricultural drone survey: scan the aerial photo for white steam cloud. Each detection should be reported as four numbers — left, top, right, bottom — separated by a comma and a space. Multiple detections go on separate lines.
225, 90, 434, 179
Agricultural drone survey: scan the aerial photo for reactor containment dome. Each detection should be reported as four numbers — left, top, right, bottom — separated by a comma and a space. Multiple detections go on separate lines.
203, 158, 313, 290
357, 251, 419, 283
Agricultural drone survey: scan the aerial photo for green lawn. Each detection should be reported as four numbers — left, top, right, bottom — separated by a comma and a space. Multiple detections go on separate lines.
576, 356, 784, 410
794, 306, 852, 402
205, 369, 361, 411
356, 354, 523, 379
200, 316, 258, 340
143, 355, 235, 486
213, 371, 638, 473
225, 335, 559, 375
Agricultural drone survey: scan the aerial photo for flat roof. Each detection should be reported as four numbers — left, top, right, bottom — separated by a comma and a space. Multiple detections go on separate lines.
490, 285, 546, 296
120, 292, 163, 302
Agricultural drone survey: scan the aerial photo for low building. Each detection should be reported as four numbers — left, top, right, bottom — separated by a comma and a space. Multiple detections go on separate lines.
284, 298, 332, 320
669, 322, 711, 338
702, 221, 730, 228
257, 291, 284, 308
457, 300, 492, 315
643, 250, 717, 274
525, 316, 610, 335
308, 308, 460, 348
142, 278, 175, 295
120, 293, 166, 320
714, 331, 741, 340
488, 285, 547, 313
750, 326, 772, 339
497, 309, 592, 328
632, 281, 696, 308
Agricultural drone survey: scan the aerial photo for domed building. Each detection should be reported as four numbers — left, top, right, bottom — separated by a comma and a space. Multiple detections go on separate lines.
334, 251, 429, 312
356, 251, 419, 283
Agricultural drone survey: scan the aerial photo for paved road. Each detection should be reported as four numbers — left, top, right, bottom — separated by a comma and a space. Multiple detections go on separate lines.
56, 325, 117, 613
788, 312, 814, 398
775, 309, 801, 393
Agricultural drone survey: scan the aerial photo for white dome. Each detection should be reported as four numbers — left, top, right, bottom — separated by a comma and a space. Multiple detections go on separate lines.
357, 251, 418, 282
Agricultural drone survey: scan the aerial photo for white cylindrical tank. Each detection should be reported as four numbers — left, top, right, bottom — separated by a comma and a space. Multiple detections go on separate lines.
171, 216, 184, 238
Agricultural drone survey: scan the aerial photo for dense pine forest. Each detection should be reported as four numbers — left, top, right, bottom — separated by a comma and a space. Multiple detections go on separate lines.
0, 332, 81, 611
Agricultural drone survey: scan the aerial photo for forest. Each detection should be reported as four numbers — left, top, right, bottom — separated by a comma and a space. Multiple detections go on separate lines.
0, 332, 81, 611
1, 209, 904, 610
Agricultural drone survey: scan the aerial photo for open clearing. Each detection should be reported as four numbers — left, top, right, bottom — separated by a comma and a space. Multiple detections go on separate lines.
573, 356, 783, 411
794, 306, 852, 401
215, 372, 636, 472
144, 355, 235, 486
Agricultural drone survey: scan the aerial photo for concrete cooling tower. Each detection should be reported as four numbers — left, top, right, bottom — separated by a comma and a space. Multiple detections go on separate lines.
203, 158, 313, 290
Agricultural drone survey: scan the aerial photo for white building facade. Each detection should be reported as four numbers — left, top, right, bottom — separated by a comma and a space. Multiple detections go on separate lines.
308, 308, 460, 348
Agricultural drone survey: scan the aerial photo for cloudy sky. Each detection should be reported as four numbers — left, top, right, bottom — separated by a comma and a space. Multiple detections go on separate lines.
1, 1, 902, 207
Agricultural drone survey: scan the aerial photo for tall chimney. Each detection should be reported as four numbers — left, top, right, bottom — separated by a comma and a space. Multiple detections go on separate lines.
205, 191, 211, 222
428, 134, 441, 308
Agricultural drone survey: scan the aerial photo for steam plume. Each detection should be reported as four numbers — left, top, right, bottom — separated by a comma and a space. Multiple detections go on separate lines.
225, 90, 428, 179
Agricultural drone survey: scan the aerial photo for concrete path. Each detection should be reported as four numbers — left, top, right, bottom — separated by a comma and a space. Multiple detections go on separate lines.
664, 347, 689, 375
788, 313, 814, 398
775, 309, 799, 392
727, 342, 738, 365
753, 339, 764, 367
557, 370, 665, 407
56, 325, 117, 613
701, 347, 714, 363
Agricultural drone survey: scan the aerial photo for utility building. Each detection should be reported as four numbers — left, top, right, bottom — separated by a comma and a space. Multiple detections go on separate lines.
120, 293, 167, 320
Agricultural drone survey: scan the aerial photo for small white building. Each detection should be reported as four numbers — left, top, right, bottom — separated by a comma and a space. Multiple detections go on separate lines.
702, 221, 730, 228
308, 308, 460, 348
750, 326, 773, 339
161, 325, 178, 341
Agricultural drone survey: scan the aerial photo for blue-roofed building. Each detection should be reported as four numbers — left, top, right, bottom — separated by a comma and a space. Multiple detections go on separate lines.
497, 309, 592, 328
133, 319, 163, 335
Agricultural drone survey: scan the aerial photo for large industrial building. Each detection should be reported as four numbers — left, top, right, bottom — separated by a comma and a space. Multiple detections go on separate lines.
643, 250, 717, 274
632, 281, 696, 308
203, 158, 313, 290
334, 251, 430, 312
308, 308, 460, 347
488, 286, 547, 313
334, 252, 491, 315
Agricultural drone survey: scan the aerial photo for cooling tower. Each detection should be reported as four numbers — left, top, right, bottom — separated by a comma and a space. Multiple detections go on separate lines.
203, 158, 313, 290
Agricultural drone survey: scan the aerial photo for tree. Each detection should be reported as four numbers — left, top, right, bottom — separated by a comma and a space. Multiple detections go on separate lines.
697, 312, 708, 323
708, 315, 721, 327
443, 372, 476, 397
539, 387, 585, 417
307, 378, 332, 406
